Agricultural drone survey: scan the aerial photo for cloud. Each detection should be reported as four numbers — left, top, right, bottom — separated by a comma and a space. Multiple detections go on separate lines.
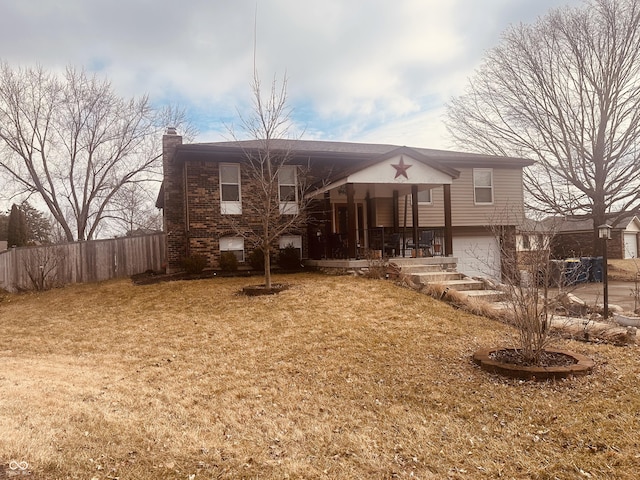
0, 0, 583, 149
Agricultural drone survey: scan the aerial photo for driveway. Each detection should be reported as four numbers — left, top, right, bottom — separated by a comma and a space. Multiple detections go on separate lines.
562, 280, 639, 313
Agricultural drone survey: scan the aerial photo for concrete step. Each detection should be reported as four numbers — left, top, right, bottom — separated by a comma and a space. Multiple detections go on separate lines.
410, 271, 465, 283
401, 264, 446, 274
398, 261, 507, 305
437, 278, 487, 291
458, 289, 507, 303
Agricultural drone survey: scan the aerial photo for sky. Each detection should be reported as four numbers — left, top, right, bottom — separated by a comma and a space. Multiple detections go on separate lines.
0, 0, 584, 150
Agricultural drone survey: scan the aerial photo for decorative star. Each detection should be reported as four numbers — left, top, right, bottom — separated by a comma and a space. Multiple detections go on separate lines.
391, 157, 412, 179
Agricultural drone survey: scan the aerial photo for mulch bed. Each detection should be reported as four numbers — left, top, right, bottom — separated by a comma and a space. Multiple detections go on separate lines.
241, 283, 290, 296
130, 269, 244, 285
473, 347, 594, 381
489, 348, 578, 367
131, 268, 304, 286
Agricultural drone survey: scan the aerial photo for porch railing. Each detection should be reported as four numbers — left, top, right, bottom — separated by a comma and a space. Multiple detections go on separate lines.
324, 228, 445, 259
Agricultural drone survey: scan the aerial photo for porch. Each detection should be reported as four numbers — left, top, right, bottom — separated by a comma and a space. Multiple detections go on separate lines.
316, 227, 447, 260
304, 147, 458, 262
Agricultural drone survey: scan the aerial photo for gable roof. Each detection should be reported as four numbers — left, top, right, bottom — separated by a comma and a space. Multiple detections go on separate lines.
322, 145, 460, 183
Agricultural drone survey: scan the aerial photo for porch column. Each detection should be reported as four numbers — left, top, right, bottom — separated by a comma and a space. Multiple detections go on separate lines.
444, 184, 453, 256
392, 190, 399, 231
324, 191, 331, 258
411, 184, 419, 249
347, 183, 357, 258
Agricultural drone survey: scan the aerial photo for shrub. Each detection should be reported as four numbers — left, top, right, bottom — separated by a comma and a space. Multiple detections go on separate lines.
219, 252, 238, 272
365, 249, 387, 279
278, 244, 302, 271
248, 248, 265, 271
182, 254, 207, 274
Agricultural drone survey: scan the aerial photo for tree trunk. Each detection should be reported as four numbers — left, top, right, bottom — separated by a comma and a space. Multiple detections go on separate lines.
264, 244, 272, 289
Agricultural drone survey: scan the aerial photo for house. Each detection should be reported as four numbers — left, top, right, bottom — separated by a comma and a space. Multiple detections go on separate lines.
158, 128, 534, 279
550, 215, 640, 259
516, 218, 552, 260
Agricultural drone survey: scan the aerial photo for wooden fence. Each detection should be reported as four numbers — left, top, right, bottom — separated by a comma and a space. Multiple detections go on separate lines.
0, 233, 166, 292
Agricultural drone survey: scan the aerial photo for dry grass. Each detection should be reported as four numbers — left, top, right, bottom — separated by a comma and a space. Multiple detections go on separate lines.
608, 259, 640, 281
1, 273, 639, 479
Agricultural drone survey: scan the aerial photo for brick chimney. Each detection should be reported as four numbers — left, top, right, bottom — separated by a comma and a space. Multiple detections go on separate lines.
162, 127, 186, 273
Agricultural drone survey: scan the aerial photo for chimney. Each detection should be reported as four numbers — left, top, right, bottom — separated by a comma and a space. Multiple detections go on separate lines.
161, 126, 184, 274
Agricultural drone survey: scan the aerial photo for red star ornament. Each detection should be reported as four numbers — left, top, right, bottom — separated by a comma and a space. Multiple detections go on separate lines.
391, 157, 412, 179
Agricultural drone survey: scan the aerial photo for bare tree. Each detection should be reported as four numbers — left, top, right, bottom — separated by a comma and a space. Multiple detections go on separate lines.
446, 0, 640, 251
227, 71, 310, 289
106, 182, 162, 236
23, 245, 66, 291
0, 62, 191, 241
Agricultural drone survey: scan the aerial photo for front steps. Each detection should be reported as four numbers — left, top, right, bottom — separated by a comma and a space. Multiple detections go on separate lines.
397, 260, 506, 303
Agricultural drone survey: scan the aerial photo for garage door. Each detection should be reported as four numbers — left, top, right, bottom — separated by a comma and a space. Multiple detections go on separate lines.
624, 233, 638, 258
452, 236, 501, 279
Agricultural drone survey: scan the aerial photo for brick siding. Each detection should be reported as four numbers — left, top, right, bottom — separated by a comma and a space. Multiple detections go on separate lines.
162, 133, 313, 272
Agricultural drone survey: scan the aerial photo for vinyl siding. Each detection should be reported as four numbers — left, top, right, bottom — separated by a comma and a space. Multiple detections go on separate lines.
398, 167, 524, 228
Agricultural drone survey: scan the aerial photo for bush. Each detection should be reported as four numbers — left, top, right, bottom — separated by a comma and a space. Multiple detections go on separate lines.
181, 254, 207, 274
248, 248, 265, 271
219, 252, 239, 272
278, 244, 302, 271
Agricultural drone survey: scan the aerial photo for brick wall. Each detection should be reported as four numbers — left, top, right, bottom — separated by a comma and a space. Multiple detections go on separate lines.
162, 130, 186, 273
551, 230, 624, 259
163, 137, 315, 271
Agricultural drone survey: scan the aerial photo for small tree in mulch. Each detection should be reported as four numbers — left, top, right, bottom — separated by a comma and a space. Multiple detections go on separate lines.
485, 213, 580, 367
225, 69, 311, 292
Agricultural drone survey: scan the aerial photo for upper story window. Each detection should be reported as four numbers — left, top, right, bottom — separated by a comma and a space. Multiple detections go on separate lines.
473, 168, 493, 205
220, 163, 241, 214
417, 189, 432, 204
278, 165, 298, 214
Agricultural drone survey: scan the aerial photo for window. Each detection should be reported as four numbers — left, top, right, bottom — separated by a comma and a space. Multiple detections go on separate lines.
279, 235, 302, 256
220, 163, 241, 214
220, 236, 244, 262
278, 165, 298, 214
417, 189, 432, 204
473, 169, 493, 204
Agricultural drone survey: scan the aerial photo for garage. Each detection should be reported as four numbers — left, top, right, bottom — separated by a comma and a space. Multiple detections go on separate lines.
624, 232, 638, 258
452, 235, 501, 280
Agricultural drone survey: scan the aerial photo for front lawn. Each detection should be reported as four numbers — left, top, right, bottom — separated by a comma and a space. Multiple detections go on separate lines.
0, 273, 638, 479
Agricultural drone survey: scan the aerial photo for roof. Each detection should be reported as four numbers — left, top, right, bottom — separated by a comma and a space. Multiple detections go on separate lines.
172, 138, 535, 168
547, 214, 640, 232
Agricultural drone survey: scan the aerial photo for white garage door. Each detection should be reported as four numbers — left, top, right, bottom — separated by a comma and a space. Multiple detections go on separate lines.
452, 236, 501, 279
624, 233, 638, 258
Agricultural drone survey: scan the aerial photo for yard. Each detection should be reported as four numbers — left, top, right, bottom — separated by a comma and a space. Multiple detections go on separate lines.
0, 273, 639, 479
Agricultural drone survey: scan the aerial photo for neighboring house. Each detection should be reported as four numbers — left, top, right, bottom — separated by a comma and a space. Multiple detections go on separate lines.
517, 218, 551, 253
551, 215, 640, 259
0, 241, 6, 251
157, 128, 534, 279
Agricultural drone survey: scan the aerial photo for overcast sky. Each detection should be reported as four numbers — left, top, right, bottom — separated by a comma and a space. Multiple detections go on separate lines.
1, 0, 584, 150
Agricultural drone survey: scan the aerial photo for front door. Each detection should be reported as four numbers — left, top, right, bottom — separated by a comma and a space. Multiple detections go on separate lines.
335, 203, 365, 240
